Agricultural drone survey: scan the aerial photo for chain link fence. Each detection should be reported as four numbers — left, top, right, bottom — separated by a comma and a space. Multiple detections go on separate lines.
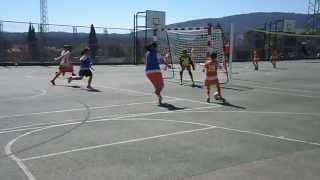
0, 20, 134, 65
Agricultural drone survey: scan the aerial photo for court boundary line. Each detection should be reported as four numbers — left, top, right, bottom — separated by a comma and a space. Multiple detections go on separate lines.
0, 99, 179, 120
1, 107, 319, 135
231, 81, 320, 98
20, 117, 320, 162
0, 105, 218, 134
96, 85, 222, 106
4, 106, 219, 180
0, 89, 47, 102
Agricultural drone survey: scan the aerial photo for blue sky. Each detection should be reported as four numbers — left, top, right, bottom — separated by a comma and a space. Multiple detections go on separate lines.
1, 0, 308, 28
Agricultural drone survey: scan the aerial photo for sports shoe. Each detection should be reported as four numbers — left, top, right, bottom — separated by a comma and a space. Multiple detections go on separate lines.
158, 96, 163, 105
206, 98, 210, 103
50, 80, 55, 85
68, 77, 72, 84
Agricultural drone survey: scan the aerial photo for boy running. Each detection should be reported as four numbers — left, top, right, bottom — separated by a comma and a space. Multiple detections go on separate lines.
203, 52, 225, 103
163, 49, 172, 71
180, 49, 195, 86
68, 48, 94, 89
270, 48, 277, 69
145, 43, 164, 105
253, 49, 260, 71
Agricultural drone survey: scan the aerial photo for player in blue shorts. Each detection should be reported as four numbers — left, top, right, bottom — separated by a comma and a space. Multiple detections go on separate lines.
68, 48, 94, 89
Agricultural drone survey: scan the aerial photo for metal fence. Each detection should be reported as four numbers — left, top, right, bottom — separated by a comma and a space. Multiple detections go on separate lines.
0, 20, 134, 65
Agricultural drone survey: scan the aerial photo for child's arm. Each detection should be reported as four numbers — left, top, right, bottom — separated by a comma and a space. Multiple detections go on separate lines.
54, 51, 70, 61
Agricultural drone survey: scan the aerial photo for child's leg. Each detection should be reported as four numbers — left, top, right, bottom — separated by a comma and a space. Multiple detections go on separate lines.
51, 71, 62, 85
216, 82, 222, 97
188, 69, 194, 84
180, 69, 184, 84
206, 85, 211, 103
87, 75, 93, 88
207, 85, 211, 98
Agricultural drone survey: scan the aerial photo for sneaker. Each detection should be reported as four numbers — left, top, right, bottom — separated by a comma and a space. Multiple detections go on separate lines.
158, 96, 163, 105
68, 77, 72, 84
206, 98, 210, 103
87, 86, 93, 89
50, 80, 55, 85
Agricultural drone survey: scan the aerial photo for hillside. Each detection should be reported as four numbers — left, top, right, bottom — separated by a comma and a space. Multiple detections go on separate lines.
168, 12, 309, 33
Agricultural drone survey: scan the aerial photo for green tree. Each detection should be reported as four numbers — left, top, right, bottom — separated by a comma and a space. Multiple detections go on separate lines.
88, 24, 99, 59
27, 24, 38, 59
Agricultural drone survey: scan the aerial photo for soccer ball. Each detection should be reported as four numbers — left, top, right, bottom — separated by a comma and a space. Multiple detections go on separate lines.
214, 92, 220, 100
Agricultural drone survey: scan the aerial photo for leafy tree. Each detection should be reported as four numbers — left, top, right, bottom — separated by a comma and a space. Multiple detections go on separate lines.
26, 24, 38, 59
88, 24, 99, 59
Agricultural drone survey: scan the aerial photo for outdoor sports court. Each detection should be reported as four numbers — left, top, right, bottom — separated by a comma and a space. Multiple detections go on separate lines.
0, 60, 320, 180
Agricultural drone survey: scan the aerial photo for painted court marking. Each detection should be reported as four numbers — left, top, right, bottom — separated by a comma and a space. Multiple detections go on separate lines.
18, 117, 320, 162
0, 89, 47, 102
0, 99, 179, 120
5, 113, 218, 180
97, 85, 219, 106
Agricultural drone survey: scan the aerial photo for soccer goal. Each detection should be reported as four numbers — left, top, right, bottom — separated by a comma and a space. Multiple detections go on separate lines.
154, 25, 230, 85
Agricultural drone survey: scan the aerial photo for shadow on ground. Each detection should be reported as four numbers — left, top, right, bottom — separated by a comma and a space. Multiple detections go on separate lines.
158, 103, 186, 111
213, 101, 246, 110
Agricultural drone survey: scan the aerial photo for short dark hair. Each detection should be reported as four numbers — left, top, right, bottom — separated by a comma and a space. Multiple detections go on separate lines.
210, 52, 217, 59
81, 48, 90, 56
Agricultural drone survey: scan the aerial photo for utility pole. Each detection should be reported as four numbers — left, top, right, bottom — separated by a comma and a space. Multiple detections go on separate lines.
40, 0, 49, 33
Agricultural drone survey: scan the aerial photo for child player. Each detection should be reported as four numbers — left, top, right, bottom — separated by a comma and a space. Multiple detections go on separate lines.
144, 43, 164, 105
270, 48, 277, 69
163, 48, 172, 71
203, 52, 225, 103
180, 49, 195, 86
68, 48, 94, 89
51, 45, 75, 85
253, 49, 260, 71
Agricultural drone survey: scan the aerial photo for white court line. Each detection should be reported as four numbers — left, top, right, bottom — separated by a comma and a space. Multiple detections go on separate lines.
22, 123, 215, 162
233, 78, 320, 94
1, 106, 318, 135
5, 110, 218, 180
21, 117, 320, 162
253, 88, 320, 98
4, 107, 320, 180
97, 85, 220, 106
233, 81, 320, 97
187, 110, 320, 117
5, 106, 219, 180
0, 99, 179, 120
0, 105, 219, 135
0, 89, 47, 102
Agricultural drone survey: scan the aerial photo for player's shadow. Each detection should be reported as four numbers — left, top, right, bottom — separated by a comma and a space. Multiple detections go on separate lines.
87, 88, 101, 92
214, 101, 246, 110
158, 103, 186, 111
55, 85, 102, 92
191, 84, 203, 89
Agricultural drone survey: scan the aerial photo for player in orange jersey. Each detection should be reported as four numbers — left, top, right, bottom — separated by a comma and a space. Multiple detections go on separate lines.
203, 52, 225, 103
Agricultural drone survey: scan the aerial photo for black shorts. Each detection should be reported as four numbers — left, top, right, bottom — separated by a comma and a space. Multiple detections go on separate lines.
79, 69, 92, 77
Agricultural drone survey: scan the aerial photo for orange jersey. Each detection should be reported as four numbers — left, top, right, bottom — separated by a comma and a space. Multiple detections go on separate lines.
253, 50, 261, 62
204, 60, 218, 80
271, 50, 277, 60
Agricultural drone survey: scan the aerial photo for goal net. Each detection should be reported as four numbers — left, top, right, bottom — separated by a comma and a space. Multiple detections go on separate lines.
155, 26, 229, 85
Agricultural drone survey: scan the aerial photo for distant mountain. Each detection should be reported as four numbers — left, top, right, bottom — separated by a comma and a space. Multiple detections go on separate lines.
168, 12, 310, 33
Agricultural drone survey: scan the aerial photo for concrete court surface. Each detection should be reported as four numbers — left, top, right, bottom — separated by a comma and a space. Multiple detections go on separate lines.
0, 60, 319, 180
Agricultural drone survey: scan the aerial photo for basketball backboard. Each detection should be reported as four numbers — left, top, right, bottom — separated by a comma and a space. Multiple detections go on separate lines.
146, 10, 166, 28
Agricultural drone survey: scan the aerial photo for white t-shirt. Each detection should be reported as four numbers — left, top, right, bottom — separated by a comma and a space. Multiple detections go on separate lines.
55, 50, 72, 66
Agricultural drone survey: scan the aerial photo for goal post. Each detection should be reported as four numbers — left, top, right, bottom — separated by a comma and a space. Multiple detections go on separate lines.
153, 25, 230, 84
